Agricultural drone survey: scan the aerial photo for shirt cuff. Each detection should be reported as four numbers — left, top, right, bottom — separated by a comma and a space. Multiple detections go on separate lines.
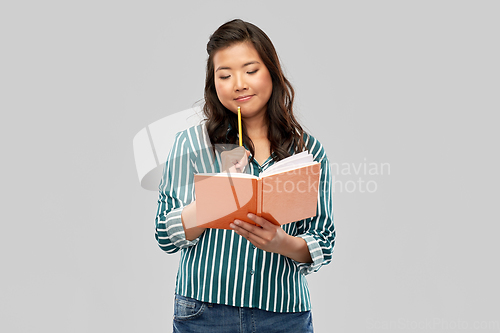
294, 234, 324, 275
165, 208, 200, 249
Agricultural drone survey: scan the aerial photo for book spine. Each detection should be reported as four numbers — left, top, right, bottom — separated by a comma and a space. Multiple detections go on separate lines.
256, 179, 262, 216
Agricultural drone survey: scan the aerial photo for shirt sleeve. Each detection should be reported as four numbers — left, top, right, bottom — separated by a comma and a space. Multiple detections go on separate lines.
154, 130, 200, 253
294, 136, 336, 275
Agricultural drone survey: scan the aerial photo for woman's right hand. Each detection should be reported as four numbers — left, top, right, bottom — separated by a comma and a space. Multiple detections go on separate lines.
221, 146, 250, 173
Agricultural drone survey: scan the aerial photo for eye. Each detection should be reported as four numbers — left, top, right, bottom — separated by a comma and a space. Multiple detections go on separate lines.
219, 75, 230, 80
247, 70, 258, 74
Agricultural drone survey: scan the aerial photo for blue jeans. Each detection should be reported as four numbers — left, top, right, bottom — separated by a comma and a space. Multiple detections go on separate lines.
173, 294, 314, 333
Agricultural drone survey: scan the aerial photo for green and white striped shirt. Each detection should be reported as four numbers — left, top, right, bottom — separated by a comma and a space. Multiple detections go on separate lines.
155, 123, 335, 313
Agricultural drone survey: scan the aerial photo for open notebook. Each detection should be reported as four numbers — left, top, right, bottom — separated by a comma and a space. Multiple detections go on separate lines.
192, 152, 321, 229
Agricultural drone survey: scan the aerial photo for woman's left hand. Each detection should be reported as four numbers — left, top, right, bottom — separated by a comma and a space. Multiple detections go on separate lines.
230, 214, 290, 255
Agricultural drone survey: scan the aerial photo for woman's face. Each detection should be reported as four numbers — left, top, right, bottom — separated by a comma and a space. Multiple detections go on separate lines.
213, 42, 273, 120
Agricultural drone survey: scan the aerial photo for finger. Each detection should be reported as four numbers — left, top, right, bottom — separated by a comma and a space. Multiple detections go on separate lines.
238, 155, 248, 165
246, 213, 271, 229
243, 231, 262, 247
230, 223, 263, 246
230, 222, 252, 240
231, 219, 265, 238
230, 163, 242, 173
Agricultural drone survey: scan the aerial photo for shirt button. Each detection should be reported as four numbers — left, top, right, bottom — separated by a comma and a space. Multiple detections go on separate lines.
250, 269, 255, 275
252, 245, 256, 249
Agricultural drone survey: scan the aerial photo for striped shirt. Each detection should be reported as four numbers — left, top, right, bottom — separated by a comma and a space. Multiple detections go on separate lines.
155, 123, 335, 313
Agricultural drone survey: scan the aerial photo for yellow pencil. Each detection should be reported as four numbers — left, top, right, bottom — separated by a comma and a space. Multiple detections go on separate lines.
238, 106, 242, 146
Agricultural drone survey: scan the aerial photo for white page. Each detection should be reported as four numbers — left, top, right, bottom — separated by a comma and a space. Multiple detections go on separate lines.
196, 172, 258, 179
262, 151, 313, 175
261, 161, 318, 177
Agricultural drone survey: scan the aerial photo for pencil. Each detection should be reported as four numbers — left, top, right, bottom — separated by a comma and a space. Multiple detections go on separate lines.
238, 106, 242, 146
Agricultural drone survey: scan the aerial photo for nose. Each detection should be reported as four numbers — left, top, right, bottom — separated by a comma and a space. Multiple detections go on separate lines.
234, 74, 248, 92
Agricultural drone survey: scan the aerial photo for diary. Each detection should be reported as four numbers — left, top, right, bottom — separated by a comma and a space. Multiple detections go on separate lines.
194, 152, 321, 229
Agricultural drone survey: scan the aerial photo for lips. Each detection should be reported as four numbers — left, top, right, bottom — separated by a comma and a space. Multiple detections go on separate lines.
234, 95, 254, 102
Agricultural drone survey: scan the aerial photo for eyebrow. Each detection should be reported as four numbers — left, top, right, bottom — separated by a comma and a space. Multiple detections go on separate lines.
215, 61, 260, 72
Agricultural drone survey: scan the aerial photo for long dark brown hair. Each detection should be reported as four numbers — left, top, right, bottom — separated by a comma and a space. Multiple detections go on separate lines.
203, 19, 305, 162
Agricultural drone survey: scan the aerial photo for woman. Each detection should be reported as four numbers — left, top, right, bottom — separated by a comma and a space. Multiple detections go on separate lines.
155, 19, 335, 332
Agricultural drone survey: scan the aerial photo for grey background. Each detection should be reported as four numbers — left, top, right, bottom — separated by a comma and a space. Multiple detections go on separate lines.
2, 1, 499, 332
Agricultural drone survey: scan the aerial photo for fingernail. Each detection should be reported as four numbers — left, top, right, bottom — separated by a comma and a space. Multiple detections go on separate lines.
247, 213, 254, 219
234, 220, 240, 225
